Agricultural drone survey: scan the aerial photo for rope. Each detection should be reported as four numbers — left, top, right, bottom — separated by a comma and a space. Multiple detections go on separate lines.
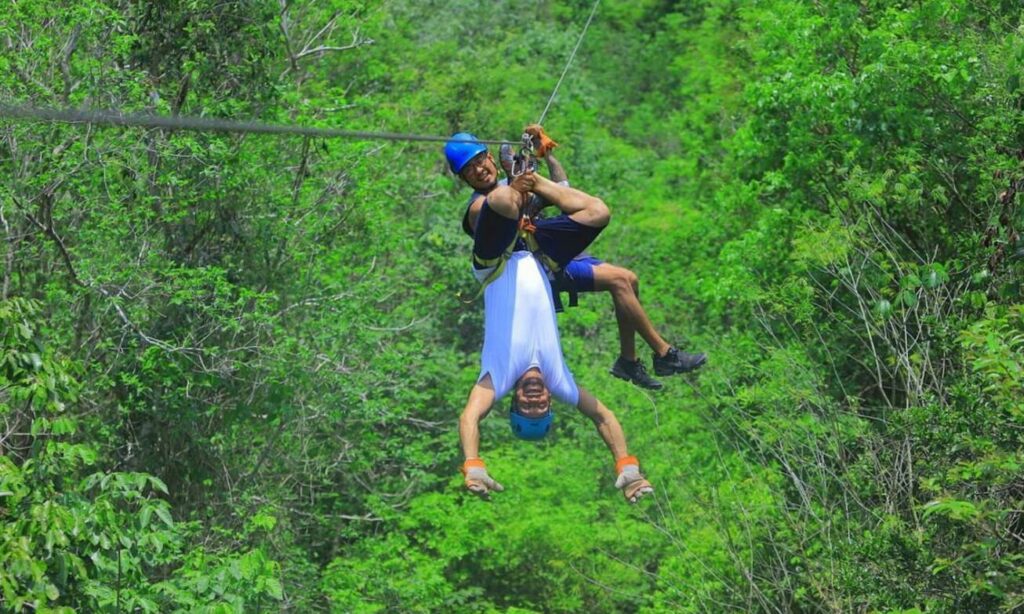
0, 104, 514, 146
536, 0, 601, 126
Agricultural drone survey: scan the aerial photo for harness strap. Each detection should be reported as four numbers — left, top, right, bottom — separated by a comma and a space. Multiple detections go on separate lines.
548, 269, 579, 313
473, 252, 505, 268
474, 230, 522, 296
552, 291, 565, 312
473, 198, 590, 314
520, 228, 562, 276
474, 217, 563, 300
517, 212, 582, 311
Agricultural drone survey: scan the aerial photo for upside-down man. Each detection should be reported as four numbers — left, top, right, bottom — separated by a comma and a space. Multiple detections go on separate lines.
456, 156, 653, 504
446, 129, 706, 390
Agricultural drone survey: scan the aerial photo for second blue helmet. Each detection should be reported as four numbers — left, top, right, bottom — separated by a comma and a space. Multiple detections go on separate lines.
509, 405, 554, 441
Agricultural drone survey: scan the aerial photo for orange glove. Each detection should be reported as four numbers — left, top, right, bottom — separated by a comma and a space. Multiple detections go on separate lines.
524, 124, 559, 158
614, 455, 653, 504
462, 458, 504, 498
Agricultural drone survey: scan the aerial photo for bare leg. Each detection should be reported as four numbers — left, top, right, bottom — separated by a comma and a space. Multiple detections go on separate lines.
528, 175, 610, 228
485, 185, 526, 220
592, 263, 670, 360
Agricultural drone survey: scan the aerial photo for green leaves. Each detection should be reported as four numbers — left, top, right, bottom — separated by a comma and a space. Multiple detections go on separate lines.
2, 0, 1023, 611
961, 305, 1024, 423
922, 498, 981, 522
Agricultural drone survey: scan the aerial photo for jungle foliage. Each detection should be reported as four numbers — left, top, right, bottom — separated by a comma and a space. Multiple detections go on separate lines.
1, 0, 1022, 612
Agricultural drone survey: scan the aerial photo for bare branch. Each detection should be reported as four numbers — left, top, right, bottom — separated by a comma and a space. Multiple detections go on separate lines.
279, 0, 299, 73
0, 202, 12, 300
366, 316, 428, 332
12, 195, 200, 356
13, 193, 85, 287
295, 26, 374, 60
59, 24, 82, 104
300, 10, 342, 52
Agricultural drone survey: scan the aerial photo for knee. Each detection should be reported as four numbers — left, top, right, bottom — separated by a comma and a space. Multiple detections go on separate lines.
487, 186, 520, 219
607, 267, 638, 297
589, 197, 611, 227
628, 270, 639, 296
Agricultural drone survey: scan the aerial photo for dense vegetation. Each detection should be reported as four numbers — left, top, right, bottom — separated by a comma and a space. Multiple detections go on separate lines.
2, 0, 1022, 611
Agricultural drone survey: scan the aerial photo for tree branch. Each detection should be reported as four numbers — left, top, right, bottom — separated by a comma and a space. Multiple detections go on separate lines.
0, 202, 12, 300
278, 0, 299, 73
295, 21, 374, 61
12, 195, 197, 356
13, 193, 85, 288
60, 24, 82, 104
294, 38, 374, 60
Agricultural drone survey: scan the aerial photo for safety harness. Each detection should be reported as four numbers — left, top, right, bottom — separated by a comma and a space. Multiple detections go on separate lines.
474, 214, 561, 290
471, 130, 579, 311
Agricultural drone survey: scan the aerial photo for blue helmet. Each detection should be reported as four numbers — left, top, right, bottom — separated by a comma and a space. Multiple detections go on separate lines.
445, 132, 488, 174
509, 398, 553, 440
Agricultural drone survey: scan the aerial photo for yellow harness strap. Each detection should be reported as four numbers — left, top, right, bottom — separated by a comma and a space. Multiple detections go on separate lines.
473, 218, 560, 298
520, 229, 561, 276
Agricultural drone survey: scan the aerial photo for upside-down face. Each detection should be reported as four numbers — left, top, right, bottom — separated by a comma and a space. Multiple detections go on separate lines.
514, 369, 551, 418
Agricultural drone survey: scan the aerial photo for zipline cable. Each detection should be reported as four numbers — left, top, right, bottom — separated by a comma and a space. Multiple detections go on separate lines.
535, 0, 600, 126
0, 0, 600, 144
0, 104, 515, 146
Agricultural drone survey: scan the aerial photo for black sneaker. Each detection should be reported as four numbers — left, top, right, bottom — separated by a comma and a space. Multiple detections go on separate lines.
653, 347, 707, 376
610, 356, 664, 390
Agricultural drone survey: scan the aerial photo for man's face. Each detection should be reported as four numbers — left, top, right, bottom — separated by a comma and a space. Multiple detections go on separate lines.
459, 151, 498, 190
514, 372, 551, 418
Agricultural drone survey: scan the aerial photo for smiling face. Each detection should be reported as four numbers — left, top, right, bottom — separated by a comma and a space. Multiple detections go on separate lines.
459, 151, 499, 191
513, 368, 551, 418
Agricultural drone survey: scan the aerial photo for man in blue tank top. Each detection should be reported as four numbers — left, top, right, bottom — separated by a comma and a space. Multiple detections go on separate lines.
446, 131, 707, 390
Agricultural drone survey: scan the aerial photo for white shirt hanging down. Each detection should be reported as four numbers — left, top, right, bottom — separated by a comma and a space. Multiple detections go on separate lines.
477, 251, 579, 406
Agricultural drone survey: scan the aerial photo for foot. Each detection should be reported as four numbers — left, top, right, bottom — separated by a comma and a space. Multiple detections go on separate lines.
610, 356, 663, 390
653, 346, 707, 376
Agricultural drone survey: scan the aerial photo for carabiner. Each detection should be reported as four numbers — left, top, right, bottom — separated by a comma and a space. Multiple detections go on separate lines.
510, 132, 538, 177
510, 154, 537, 177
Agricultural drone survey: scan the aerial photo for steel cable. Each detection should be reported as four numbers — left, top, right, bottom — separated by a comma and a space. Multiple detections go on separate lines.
0, 104, 514, 146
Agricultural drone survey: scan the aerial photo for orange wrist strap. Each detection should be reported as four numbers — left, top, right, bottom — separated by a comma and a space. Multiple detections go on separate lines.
615, 455, 639, 475
462, 458, 486, 475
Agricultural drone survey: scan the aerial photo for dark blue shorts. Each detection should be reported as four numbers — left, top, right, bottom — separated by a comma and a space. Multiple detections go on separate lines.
530, 214, 604, 269
473, 202, 604, 271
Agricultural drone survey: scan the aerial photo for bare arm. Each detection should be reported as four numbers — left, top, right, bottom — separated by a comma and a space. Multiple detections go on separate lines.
577, 385, 654, 503
575, 386, 629, 461
544, 153, 568, 184
459, 375, 496, 460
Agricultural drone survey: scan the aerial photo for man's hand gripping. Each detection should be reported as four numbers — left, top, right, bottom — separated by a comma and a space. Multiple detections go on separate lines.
462, 458, 504, 499
508, 171, 537, 195
615, 456, 654, 504
507, 171, 544, 224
